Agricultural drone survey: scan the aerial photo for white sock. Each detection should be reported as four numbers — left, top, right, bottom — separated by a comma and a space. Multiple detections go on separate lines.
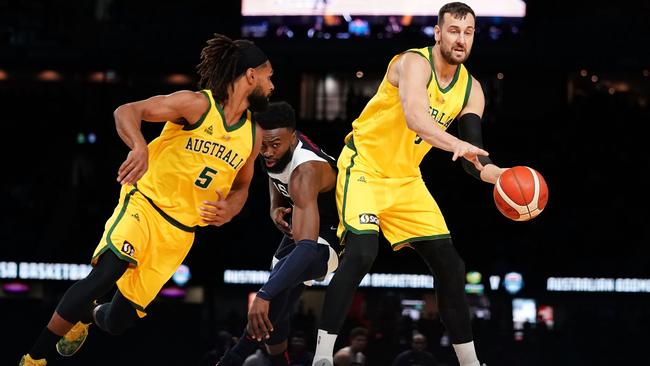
453, 341, 480, 366
313, 329, 338, 361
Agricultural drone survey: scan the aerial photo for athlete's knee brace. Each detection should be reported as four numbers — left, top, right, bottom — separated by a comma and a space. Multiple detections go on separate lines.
341, 233, 378, 274
94, 290, 138, 335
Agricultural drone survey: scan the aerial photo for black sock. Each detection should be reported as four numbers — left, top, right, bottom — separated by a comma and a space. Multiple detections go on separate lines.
268, 350, 290, 366
28, 327, 60, 360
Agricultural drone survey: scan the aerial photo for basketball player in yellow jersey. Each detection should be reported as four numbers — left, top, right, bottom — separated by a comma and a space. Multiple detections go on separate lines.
19, 33, 273, 366
312, 3, 507, 366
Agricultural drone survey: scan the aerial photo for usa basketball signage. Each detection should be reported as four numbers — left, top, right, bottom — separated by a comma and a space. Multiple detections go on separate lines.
0, 261, 92, 281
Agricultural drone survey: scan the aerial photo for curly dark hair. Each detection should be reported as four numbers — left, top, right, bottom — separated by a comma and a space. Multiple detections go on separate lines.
254, 101, 296, 130
196, 33, 257, 103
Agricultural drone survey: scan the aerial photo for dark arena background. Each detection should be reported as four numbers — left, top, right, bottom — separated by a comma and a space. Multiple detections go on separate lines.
2, 0, 650, 365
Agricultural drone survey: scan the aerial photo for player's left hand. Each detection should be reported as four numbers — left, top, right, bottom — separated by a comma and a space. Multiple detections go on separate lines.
200, 191, 235, 226
248, 296, 273, 341
452, 140, 489, 171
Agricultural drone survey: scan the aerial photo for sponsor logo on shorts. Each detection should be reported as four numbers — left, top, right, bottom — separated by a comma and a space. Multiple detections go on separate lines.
121, 241, 135, 257
359, 213, 379, 226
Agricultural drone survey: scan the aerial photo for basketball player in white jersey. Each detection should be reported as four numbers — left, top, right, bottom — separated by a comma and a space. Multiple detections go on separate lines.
218, 101, 340, 366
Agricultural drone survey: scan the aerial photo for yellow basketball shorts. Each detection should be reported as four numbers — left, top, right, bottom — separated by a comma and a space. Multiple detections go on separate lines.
91, 184, 195, 316
336, 145, 451, 250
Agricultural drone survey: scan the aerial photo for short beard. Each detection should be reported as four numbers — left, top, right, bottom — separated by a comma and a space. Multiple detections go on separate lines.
265, 148, 294, 174
440, 44, 467, 65
247, 86, 269, 112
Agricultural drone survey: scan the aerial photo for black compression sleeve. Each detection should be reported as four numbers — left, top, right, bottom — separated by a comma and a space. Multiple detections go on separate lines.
457, 112, 493, 180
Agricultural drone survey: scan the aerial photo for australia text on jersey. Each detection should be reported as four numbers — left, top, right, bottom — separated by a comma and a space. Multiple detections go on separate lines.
415, 106, 456, 144
185, 137, 245, 170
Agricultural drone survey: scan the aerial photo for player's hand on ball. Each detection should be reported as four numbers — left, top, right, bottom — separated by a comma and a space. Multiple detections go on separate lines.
117, 145, 149, 185
248, 296, 273, 341
480, 164, 508, 185
271, 207, 292, 237
200, 191, 235, 226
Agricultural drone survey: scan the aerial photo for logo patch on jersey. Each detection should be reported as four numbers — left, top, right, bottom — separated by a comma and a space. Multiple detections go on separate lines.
121, 241, 135, 257
204, 125, 213, 135
357, 176, 367, 183
359, 213, 379, 226
272, 180, 290, 198
131, 213, 140, 222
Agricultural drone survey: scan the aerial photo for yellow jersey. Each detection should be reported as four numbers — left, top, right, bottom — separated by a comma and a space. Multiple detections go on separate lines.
345, 46, 472, 178
136, 89, 256, 229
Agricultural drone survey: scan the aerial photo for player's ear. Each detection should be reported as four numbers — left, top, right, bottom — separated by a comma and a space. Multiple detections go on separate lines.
245, 68, 255, 84
434, 25, 441, 43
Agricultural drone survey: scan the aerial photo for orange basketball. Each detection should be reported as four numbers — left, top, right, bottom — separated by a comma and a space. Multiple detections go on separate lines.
493, 166, 548, 221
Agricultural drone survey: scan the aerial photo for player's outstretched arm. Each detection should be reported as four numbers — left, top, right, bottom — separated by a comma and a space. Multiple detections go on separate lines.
396, 53, 488, 168
457, 77, 506, 184
113, 90, 209, 185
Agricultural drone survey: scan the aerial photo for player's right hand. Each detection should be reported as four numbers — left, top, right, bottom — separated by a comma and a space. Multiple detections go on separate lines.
247, 296, 273, 341
271, 207, 292, 237
117, 145, 148, 185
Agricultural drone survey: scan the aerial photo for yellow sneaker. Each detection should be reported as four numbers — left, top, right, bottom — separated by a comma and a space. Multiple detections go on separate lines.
55, 321, 90, 357
19, 354, 46, 366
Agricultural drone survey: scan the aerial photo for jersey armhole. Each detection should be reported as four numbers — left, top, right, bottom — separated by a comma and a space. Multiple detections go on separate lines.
462, 73, 473, 109
402, 48, 434, 89
182, 90, 211, 131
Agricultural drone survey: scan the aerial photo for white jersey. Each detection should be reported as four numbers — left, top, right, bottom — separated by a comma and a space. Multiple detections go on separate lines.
263, 131, 339, 283
267, 132, 335, 204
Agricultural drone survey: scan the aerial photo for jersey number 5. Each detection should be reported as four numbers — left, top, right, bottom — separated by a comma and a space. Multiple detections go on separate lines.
195, 167, 218, 188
